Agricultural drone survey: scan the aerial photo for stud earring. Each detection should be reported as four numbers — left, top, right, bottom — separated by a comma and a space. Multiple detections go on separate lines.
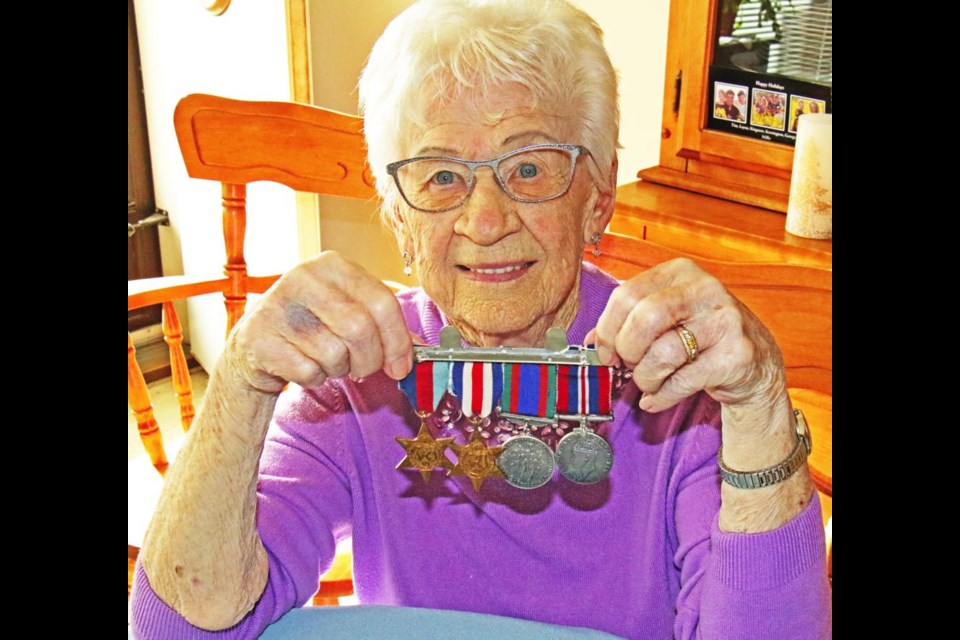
402, 250, 413, 276
590, 232, 602, 257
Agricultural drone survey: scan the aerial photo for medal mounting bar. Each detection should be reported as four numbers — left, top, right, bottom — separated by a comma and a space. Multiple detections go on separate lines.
413, 326, 603, 367
499, 412, 613, 425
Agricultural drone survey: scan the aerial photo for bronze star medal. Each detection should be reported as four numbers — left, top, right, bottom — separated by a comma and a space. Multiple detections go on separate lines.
448, 428, 505, 491
395, 421, 455, 482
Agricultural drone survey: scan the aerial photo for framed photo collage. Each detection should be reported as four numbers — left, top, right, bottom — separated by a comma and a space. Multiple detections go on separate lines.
706, 66, 832, 146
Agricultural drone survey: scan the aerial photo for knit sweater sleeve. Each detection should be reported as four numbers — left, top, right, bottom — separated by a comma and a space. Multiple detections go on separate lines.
670, 412, 832, 640
129, 382, 355, 640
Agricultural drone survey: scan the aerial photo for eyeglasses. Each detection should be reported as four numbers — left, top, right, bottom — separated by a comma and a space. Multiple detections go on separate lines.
386, 143, 590, 213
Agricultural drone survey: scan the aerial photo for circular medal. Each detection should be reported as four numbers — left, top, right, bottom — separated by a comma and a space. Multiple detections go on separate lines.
496, 434, 555, 489
555, 428, 613, 484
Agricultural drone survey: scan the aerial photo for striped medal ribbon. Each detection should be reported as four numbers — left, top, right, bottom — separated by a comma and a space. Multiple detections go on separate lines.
395, 360, 456, 483
398, 360, 451, 414
556, 365, 613, 416
451, 361, 504, 419
502, 363, 557, 419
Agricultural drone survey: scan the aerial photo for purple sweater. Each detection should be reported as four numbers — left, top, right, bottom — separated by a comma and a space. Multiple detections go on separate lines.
130, 262, 831, 639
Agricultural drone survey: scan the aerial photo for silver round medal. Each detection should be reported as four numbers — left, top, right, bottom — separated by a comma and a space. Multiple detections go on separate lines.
555, 427, 613, 484
496, 434, 555, 489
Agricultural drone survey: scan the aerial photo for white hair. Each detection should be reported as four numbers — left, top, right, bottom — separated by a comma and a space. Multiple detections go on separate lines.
358, 0, 620, 226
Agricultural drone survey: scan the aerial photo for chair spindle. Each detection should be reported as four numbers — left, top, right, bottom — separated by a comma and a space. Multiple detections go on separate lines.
128, 332, 168, 475
223, 183, 248, 336
162, 301, 196, 433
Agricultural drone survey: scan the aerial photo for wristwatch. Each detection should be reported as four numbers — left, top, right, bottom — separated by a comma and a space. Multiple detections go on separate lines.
718, 409, 812, 489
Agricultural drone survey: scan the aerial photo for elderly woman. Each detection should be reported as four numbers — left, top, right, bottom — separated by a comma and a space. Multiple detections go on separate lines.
130, 1, 831, 638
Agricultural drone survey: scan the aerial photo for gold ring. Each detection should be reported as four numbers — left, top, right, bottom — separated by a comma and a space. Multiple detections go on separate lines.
674, 324, 699, 364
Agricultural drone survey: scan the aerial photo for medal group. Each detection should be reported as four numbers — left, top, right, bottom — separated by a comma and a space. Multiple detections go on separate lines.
396, 327, 620, 491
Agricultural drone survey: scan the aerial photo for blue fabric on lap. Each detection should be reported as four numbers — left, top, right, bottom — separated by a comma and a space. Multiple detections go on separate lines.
128, 605, 626, 639
257, 606, 626, 640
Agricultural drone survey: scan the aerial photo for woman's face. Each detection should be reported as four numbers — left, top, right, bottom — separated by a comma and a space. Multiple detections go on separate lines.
398, 84, 613, 348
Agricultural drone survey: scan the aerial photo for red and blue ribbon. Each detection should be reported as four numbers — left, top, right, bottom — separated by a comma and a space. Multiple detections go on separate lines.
556, 365, 613, 416
399, 361, 450, 413
502, 363, 557, 419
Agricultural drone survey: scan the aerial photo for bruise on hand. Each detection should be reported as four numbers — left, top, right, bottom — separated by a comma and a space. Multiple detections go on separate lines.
285, 302, 325, 335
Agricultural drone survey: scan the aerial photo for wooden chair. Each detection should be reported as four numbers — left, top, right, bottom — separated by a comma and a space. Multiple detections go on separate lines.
128, 93, 376, 604
583, 231, 832, 580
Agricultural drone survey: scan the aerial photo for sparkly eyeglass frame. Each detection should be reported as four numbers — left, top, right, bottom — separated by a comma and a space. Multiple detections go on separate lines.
385, 143, 590, 213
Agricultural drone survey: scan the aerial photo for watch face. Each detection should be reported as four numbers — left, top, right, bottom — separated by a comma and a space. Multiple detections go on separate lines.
794, 409, 812, 454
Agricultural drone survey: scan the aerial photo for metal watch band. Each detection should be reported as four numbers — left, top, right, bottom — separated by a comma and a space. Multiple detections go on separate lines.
718, 409, 812, 489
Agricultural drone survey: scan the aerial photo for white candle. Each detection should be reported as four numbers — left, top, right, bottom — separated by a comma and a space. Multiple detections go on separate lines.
786, 113, 832, 240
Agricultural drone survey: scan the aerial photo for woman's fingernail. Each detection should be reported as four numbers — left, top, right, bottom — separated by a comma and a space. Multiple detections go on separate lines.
386, 355, 412, 380
597, 345, 610, 365
583, 328, 597, 346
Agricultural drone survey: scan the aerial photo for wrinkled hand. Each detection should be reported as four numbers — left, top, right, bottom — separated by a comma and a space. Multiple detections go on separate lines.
223, 251, 415, 394
587, 258, 787, 428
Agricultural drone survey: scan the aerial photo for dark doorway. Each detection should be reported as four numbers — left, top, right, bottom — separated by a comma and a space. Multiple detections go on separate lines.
128, 0, 163, 332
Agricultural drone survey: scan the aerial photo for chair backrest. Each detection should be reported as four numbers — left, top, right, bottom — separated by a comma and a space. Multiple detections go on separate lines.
586, 233, 832, 396
173, 93, 377, 331
128, 94, 376, 476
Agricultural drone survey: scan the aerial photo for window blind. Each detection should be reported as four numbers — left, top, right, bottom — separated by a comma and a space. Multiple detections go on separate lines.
726, 0, 833, 86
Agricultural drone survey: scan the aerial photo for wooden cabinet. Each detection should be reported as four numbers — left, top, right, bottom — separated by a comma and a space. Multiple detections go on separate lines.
610, 180, 831, 269
642, 0, 830, 213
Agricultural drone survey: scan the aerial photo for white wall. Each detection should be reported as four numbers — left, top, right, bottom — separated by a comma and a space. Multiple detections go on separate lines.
575, 0, 670, 186
133, 1, 300, 371
309, 0, 420, 286
308, 0, 670, 286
